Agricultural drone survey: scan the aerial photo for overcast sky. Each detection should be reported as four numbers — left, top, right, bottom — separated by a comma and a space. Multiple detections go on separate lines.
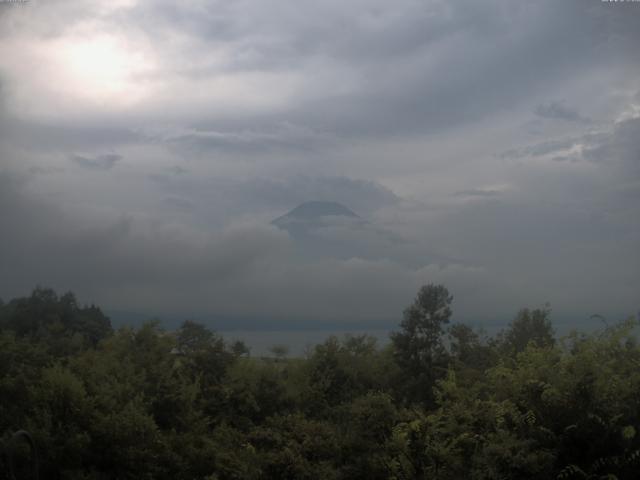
0, 0, 638, 329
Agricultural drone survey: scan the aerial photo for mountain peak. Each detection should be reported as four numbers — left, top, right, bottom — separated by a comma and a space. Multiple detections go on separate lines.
272, 201, 359, 225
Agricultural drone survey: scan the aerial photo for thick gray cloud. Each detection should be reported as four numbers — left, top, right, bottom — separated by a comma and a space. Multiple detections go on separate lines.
0, 0, 638, 330
583, 117, 640, 176
71, 153, 122, 170
454, 189, 502, 198
502, 116, 640, 177
500, 137, 582, 160
534, 101, 589, 123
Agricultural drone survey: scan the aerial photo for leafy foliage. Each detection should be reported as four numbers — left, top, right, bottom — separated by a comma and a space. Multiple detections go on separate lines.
0, 286, 638, 479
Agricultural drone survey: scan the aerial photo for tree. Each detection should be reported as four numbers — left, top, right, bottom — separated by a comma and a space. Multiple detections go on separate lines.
391, 284, 453, 405
231, 340, 250, 357
338, 392, 398, 479
269, 345, 290, 360
177, 320, 219, 353
447, 323, 496, 383
500, 306, 555, 355
0, 287, 112, 350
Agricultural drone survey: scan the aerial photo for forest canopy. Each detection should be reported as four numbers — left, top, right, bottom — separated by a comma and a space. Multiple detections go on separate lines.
1, 286, 639, 479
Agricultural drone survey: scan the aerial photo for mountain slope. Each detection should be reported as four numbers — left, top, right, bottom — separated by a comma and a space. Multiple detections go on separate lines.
271, 201, 359, 227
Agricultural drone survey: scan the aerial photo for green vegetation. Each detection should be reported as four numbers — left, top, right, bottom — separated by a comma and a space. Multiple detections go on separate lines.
1, 286, 639, 479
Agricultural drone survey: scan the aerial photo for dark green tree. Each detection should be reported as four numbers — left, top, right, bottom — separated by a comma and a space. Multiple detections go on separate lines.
500, 306, 555, 355
391, 284, 453, 405
0, 287, 111, 351
447, 323, 497, 384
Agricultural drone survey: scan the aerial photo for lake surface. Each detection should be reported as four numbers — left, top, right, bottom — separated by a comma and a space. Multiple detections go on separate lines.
219, 329, 392, 357
220, 317, 613, 357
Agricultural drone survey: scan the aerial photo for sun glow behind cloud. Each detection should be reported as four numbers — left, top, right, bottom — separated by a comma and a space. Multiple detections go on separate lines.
53, 34, 153, 106
0, 31, 155, 118
1, 30, 300, 120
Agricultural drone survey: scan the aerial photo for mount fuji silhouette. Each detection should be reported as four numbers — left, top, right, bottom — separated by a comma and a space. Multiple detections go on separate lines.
272, 201, 360, 226
271, 201, 386, 259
